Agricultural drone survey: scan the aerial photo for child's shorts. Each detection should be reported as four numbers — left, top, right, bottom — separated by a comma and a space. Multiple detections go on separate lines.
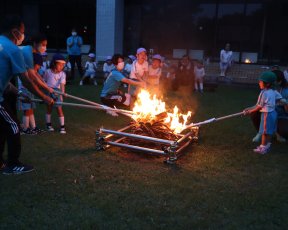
48, 88, 63, 108
17, 88, 36, 111
259, 111, 277, 135
84, 71, 96, 78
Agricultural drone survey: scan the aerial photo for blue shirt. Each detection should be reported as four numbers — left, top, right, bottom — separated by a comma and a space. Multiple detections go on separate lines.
66, 35, 83, 55
0, 35, 26, 102
100, 70, 125, 97
19, 45, 34, 69
280, 87, 288, 100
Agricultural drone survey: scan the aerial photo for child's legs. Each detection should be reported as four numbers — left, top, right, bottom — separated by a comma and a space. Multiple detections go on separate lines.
56, 107, 64, 117
199, 77, 204, 91
46, 105, 53, 125
259, 111, 277, 145
56, 107, 65, 127
261, 134, 272, 146
194, 79, 199, 90
22, 109, 33, 129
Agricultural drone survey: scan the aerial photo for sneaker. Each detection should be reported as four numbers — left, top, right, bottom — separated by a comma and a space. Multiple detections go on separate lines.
79, 81, 83, 86
252, 133, 261, 142
2, 163, 34, 175
253, 144, 270, 154
93, 80, 97, 86
59, 127, 66, 134
47, 125, 54, 132
22, 128, 37, 135
32, 127, 45, 134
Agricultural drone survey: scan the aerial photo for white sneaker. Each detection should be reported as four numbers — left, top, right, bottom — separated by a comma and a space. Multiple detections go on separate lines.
47, 125, 54, 132
106, 110, 118, 117
79, 81, 83, 86
253, 144, 270, 154
252, 133, 261, 142
59, 127, 66, 134
93, 80, 97, 86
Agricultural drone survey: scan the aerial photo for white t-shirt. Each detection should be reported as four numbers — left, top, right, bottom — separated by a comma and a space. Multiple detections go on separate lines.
220, 50, 233, 64
124, 63, 132, 73
85, 61, 97, 73
43, 69, 66, 89
103, 63, 114, 73
257, 89, 282, 112
194, 66, 205, 79
130, 60, 149, 79
147, 65, 162, 85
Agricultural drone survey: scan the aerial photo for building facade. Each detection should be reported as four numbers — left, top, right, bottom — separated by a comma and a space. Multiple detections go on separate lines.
1, 0, 287, 64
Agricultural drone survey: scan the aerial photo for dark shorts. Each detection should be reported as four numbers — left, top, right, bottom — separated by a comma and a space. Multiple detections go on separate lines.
101, 93, 127, 108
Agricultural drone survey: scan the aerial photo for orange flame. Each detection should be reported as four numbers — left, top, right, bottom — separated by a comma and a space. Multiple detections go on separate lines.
132, 90, 192, 133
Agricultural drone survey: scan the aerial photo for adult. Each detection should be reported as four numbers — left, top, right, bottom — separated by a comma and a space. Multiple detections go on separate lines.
173, 55, 194, 91
100, 54, 145, 115
0, 15, 54, 175
220, 43, 233, 77
66, 28, 83, 79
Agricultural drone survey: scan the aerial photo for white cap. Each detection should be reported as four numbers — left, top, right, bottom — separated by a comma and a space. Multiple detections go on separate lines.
136, 48, 147, 55
88, 53, 95, 58
152, 54, 162, 61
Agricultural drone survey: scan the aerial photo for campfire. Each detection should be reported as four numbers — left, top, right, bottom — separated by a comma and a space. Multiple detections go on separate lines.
131, 90, 192, 135
96, 90, 198, 164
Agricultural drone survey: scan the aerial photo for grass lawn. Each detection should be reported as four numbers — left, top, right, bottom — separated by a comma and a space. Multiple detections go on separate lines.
1, 83, 288, 229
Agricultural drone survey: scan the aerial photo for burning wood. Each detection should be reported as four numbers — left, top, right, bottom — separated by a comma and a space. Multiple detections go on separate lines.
131, 90, 192, 134
130, 112, 178, 140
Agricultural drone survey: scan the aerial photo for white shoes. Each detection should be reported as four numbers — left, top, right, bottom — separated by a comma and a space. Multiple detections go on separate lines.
59, 127, 66, 134
253, 143, 271, 154
79, 81, 83, 86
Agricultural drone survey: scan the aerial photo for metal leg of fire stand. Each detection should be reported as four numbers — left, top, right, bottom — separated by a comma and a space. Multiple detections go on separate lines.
95, 130, 105, 151
164, 142, 178, 164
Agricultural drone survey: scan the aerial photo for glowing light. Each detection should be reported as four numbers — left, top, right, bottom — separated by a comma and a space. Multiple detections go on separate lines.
132, 90, 192, 133
244, 58, 251, 64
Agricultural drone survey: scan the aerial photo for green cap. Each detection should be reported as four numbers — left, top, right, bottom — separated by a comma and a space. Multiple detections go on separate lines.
259, 71, 277, 83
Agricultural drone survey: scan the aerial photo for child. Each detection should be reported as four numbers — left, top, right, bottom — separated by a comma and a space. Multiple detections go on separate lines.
18, 34, 50, 134
146, 54, 162, 95
128, 48, 149, 98
123, 55, 136, 77
194, 60, 205, 93
103, 56, 115, 79
100, 54, 146, 116
220, 43, 233, 77
39, 52, 50, 77
63, 55, 72, 83
244, 72, 283, 154
43, 54, 67, 134
80, 53, 98, 86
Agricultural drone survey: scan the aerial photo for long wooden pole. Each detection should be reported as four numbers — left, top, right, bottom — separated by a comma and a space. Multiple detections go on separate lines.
54, 90, 135, 115
25, 98, 133, 118
184, 111, 245, 130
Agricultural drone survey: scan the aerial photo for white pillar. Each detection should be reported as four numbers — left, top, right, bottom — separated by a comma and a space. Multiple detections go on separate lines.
96, 0, 124, 61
